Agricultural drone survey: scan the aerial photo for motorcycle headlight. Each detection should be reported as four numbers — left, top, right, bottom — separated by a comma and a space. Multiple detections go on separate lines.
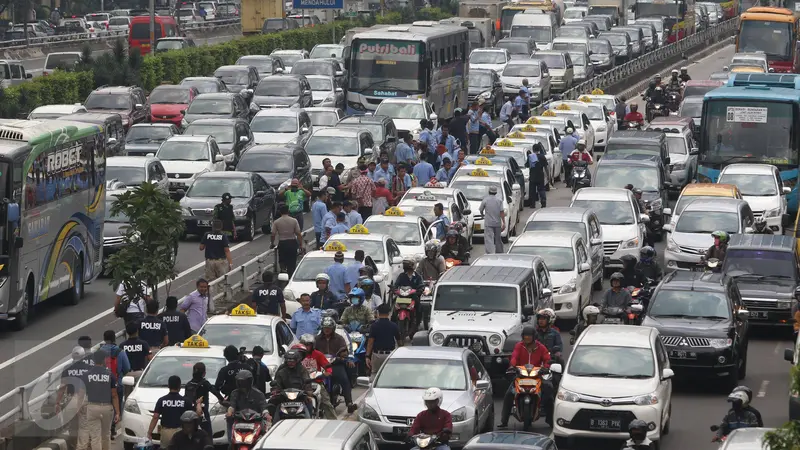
488, 334, 502, 346
765, 207, 782, 218
451, 406, 468, 422
360, 403, 379, 421
233, 207, 248, 217
559, 278, 577, 294
671, 162, 686, 171
286, 391, 299, 400
633, 392, 659, 405
244, 434, 255, 444
654, 105, 661, 109
709, 338, 733, 349
431, 332, 445, 345
210, 402, 227, 416
622, 237, 639, 249
650, 199, 662, 211
666, 239, 680, 253
124, 398, 140, 414
557, 388, 580, 402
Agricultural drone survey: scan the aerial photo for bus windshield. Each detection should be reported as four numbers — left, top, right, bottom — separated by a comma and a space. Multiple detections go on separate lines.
349, 39, 424, 94
636, 2, 677, 17
703, 99, 796, 165
738, 20, 793, 61
510, 25, 553, 42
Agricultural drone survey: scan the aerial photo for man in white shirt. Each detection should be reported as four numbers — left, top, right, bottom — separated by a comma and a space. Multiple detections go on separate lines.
115, 282, 152, 325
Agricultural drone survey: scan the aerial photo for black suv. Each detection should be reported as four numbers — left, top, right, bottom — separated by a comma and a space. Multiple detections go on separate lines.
641, 271, 750, 390
251, 74, 313, 109
334, 114, 398, 160
184, 118, 254, 169
84, 86, 149, 130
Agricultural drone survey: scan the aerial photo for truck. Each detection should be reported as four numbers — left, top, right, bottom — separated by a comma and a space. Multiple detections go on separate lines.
439, 17, 498, 46
241, 0, 284, 34
458, 0, 509, 30
500, 0, 565, 38
588, 0, 629, 25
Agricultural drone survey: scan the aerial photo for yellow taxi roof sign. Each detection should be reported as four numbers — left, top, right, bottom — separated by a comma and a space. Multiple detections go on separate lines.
507, 131, 526, 139
480, 147, 496, 155
522, 125, 537, 132
183, 335, 209, 348
527, 117, 541, 124
348, 224, 370, 234
230, 303, 256, 317
591, 88, 604, 95
542, 110, 557, 117
496, 139, 514, 147
579, 96, 592, 103
555, 104, 571, 110
384, 206, 405, 216
324, 241, 347, 252
470, 168, 489, 177
475, 156, 493, 165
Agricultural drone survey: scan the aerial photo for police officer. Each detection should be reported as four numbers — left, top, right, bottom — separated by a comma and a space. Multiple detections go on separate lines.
76, 350, 120, 450
120, 321, 151, 375
56, 346, 91, 448
148, 375, 197, 445
271, 203, 304, 277
139, 300, 169, 349
213, 193, 236, 240
159, 296, 193, 346
528, 142, 548, 209
200, 220, 233, 282
215, 345, 251, 397
250, 272, 287, 317
247, 346, 272, 394
167, 411, 213, 450
366, 304, 402, 378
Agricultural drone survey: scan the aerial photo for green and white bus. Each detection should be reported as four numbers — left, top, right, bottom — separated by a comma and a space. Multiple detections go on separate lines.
345, 22, 470, 120
0, 119, 106, 329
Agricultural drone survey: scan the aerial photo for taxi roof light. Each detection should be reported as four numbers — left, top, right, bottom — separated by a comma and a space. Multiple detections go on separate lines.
522, 125, 537, 132
507, 131, 526, 138
542, 110, 557, 117
579, 95, 592, 102
324, 241, 347, 252
384, 206, 406, 216
526, 117, 541, 124
475, 156, 493, 166
591, 88, 604, 94
348, 224, 370, 234
555, 104, 571, 110
230, 304, 256, 317
183, 335, 210, 348
495, 139, 514, 147
470, 168, 489, 177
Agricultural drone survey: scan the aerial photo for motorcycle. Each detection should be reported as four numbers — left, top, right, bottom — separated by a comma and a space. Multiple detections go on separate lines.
444, 257, 463, 270
621, 120, 643, 130
323, 353, 355, 408
270, 386, 312, 421
508, 364, 551, 431
419, 280, 436, 330
344, 321, 369, 376
571, 160, 590, 193
630, 277, 654, 315
601, 306, 628, 324
410, 434, 443, 450
645, 100, 669, 122
394, 286, 417, 340
666, 89, 681, 112
230, 409, 269, 450
692, 257, 721, 273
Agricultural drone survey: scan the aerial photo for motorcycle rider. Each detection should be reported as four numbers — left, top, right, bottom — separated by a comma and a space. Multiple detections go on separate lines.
167, 411, 213, 450
649, 86, 667, 118
440, 229, 469, 263
359, 276, 383, 312
297, 335, 338, 420
408, 388, 453, 450
310, 273, 339, 311
417, 240, 447, 281
635, 246, 663, 283
215, 345, 251, 397
705, 230, 729, 263
498, 325, 553, 428
225, 370, 270, 435
535, 309, 563, 361
732, 386, 764, 427
632, 188, 647, 212
623, 104, 645, 128
679, 66, 691, 83
397, 257, 425, 289
620, 254, 645, 289
623, 419, 655, 450
315, 317, 357, 413
753, 217, 774, 234
270, 348, 312, 419
340, 288, 375, 330
715, 390, 760, 440
667, 69, 682, 92
600, 272, 633, 319
570, 305, 600, 345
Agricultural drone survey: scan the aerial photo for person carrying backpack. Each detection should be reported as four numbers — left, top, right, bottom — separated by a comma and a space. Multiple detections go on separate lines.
99, 330, 130, 439
184, 362, 225, 436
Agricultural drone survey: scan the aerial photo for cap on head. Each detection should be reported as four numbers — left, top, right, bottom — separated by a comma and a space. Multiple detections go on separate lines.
488, 185, 498, 194
71, 346, 85, 360
377, 178, 386, 185
577, 138, 586, 146
222, 193, 232, 200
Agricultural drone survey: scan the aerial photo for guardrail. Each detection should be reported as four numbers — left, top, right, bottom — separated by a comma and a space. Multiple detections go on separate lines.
0, 18, 241, 49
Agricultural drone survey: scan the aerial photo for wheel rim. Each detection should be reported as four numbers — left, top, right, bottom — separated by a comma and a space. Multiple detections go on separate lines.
74, 262, 82, 298
250, 216, 255, 234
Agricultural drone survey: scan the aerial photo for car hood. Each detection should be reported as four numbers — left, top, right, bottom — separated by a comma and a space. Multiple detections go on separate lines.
253, 95, 298, 107
741, 195, 780, 213
670, 231, 712, 251
469, 86, 493, 96
181, 197, 249, 210
255, 172, 292, 188
286, 281, 317, 300
103, 222, 128, 238
430, 310, 521, 335
161, 160, 210, 175
393, 118, 422, 133
150, 103, 187, 116
125, 142, 161, 156
550, 270, 577, 289
502, 75, 543, 88
561, 374, 656, 398
547, 68, 566, 77
590, 53, 611, 63
599, 224, 639, 242
669, 153, 688, 165
253, 132, 297, 145
184, 113, 230, 124
469, 63, 506, 73
735, 280, 795, 299
641, 316, 732, 336
368, 389, 471, 416
312, 91, 333, 102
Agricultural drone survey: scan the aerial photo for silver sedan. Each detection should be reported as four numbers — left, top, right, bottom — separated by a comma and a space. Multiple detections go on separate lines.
306, 74, 344, 110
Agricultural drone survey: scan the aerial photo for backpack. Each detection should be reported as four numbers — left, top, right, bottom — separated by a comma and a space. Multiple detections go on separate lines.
104, 347, 120, 380
184, 379, 200, 406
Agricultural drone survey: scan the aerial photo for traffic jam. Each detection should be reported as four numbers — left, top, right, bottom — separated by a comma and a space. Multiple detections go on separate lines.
21, 0, 800, 449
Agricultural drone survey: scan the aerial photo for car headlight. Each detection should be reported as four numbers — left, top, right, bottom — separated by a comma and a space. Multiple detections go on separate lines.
488, 334, 502, 346
765, 207, 782, 218
181, 118, 188, 128
210, 402, 227, 416
666, 239, 680, 253
622, 237, 639, 249
778, 300, 793, 310
290, 103, 301, 108
709, 338, 733, 349
249, 101, 259, 111
233, 207, 248, 217
124, 398, 140, 414
596, 125, 607, 133
559, 278, 577, 294
650, 199, 662, 211
557, 388, 580, 402
360, 403, 379, 421
283, 289, 295, 301
451, 406, 468, 422
633, 392, 659, 406
431, 332, 445, 345
671, 162, 686, 171
479, 91, 491, 99
181, 206, 192, 215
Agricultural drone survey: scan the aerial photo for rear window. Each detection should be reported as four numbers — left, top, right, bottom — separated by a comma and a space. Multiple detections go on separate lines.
45, 53, 80, 70
131, 22, 162, 40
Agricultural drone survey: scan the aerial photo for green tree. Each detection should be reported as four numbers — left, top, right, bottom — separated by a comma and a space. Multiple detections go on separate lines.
764, 362, 800, 450
107, 182, 184, 304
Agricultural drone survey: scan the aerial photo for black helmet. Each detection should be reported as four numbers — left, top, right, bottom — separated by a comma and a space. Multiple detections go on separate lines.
180, 410, 200, 425
284, 349, 302, 363
640, 246, 656, 260
522, 325, 536, 337
648, 80, 656, 89
628, 419, 648, 432
621, 254, 637, 269
236, 370, 253, 390
402, 258, 415, 271
358, 265, 374, 277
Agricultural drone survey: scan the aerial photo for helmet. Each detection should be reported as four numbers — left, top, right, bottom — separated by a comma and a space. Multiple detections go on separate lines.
284, 349, 302, 363
316, 273, 330, 283
300, 334, 316, 347
711, 230, 729, 242
754, 216, 767, 229
537, 308, 556, 324
403, 258, 416, 271
610, 272, 624, 283
633, 188, 642, 195
681, 66, 688, 72
180, 410, 200, 425
290, 343, 309, 359
628, 419, 648, 432
321, 308, 339, 322
732, 386, 754, 402
422, 387, 443, 405
450, 222, 465, 233
358, 265, 374, 277
359, 276, 375, 287
671, 69, 679, 75
583, 305, 601, 320
640, 246, 656, 262
321, 316, 336, 329
446, 229, 459, 239
425, 240, 440, 254
522, 324, 536, 337
655, 74, 662, 80
621, 254, 637, 269
630, 103, 638, 111
728, 390, 749, 408
349, 287, 366, 305
235, 370, 254, 390
648, 81, 656, 89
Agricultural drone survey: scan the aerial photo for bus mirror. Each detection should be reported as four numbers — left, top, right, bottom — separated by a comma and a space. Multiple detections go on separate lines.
6, 202, 19, 223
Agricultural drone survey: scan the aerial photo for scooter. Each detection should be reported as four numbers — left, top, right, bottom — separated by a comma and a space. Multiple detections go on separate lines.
270, 386, 312, 421
419, 280, 436, 330
323, 352, 355, 408
621, 120, 643, 130
230, 409, 269, 450
394, 286, 417, 340
601, 306, 627, 324
344, 321, 369, 376
410, 434, 443, 450
571, 160, 591, 193
666, 89, 681, 112
507, 364, 551, 431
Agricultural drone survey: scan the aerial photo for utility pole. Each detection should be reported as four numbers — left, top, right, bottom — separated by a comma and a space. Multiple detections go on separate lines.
149, 0, 155, 51
23, 0, 29, 48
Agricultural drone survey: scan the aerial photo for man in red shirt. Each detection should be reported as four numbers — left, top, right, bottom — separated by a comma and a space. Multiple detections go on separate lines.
408, 388, 453, 450
498, 325, 554, 429
623, 104, 645, 128
296, 337, 337, 420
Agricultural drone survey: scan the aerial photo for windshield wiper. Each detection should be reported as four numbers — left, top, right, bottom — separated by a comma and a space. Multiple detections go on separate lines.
573, 372, 627, 378
697, 315, 728, 320
653, 314, 693, 318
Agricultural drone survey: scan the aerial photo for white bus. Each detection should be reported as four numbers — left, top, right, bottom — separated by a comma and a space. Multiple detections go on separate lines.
345, 22, 470, 120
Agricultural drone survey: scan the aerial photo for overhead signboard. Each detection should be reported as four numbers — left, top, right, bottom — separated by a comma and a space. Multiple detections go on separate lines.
293, 0, 343, 9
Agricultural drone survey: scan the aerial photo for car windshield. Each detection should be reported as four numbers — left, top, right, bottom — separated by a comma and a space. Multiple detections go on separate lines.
336, 122, 384, 141
470, 51, 506, 64
362, 221, 421, 245
666, 136, 688, 155
600, 33, 627, 46
331, 239, 384, 263
675, 211, 740, 233
139, 356, 226, 387
571, 199, 634, 225
510, 25, 552, 43
509, 245, 575, 271
567, 346, 655, 378
156, 40, 186, 51
683, 85, 718, 97
293, 257, 355, 281
435, 285, 518, 312
310, 45, 343, 59
717, 174, 778, 196
107, 166, 146, 187
126, 126, 172, 143
109, 17, 129, 25
237, 57, 272, 73
308, 78, 333, 91
590, 40, 611, 55
558, 27, 587, 38
85, 93, 130, 110
188, 178, 251, 198
374, 102, 425, 120
450, 181, 499, 202
584, 106, 604, 120
594, 166, 659, 191
215, 71, 248, 86
181, 79, 224, 94
732, 57, 764, 68
604, 144, 661, 159
199, 324, 274, 353
306, 136, 359, 156
188, 99, 231, 114
251, 115, 298, 133
535, 53, 565, 69
45, 53, 80, 70
470, 71, 494, 89
237, 152, 292, 172
104, 200, 131, 223
649, 290, 730, 319
274, 53, 303, 66
375, 359, 466, 390
724, 249, 796, 279
491, 149, 526, 166
255, 80, 300, 96
525, 220, 587, 240
157, 142, 208, 161
307, 110, 339, 127
294, 62, 335, 78
497, 41, 530, 55
503, 63, 541, 77
564, 9, 586, 18
679, 100, 702, 117
184, 124, 235, 144
738, 19, 792, 61
149, 87, 190, 104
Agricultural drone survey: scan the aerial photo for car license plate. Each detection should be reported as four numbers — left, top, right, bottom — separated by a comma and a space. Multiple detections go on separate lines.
749, 311, 768, 319
669, 349, 697, 359
473, 224, 482, 231
603, 317, 622, 324
420, 295, 433, 304
393, 426, 410, 436
589, 418, 622, 431
197, 220, 211, 227
690, 265, 706, 272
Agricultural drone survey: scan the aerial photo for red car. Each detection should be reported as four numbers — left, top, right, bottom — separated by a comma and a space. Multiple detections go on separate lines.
148, 85, 199, 127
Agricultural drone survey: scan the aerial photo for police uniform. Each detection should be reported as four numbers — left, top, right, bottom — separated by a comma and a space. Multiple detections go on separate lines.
201, 231, 230, 281
368, 318, 400, 378
153, 391, 192, 445
213, 195, 236, 237
139, 315, 168, 349
60, 355, 91, 443
120, 337, 151, 372
77, 365, 117, 450
159, 309, 193, 346
215, 360, 251, 397
251, 283, 285, 316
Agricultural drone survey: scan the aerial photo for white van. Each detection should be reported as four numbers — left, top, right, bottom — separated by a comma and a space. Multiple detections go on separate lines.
510, 12, 558, 50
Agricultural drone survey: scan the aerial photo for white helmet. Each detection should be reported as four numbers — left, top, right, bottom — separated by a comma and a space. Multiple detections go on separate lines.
577, 138, 586, 147
582, 305, 600, 320
727, 390, 749, 408
537, 308, 557, 324
671, 69, 679, 75
422, 387, 443, 405
315, 273, 330, 282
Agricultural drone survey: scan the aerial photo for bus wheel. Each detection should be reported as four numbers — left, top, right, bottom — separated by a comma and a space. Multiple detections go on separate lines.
11, 280, 33, 331
65, 257, 84, 306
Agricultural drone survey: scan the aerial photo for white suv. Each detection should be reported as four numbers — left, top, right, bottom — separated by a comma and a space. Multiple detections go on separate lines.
717, 163, 789, 234
551, 325, 674, 447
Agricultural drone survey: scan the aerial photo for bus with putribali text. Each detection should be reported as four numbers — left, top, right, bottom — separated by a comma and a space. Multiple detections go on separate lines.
633, 0, 695, 43
344, 22, 469, 119
736, 7, 799, 73
698, 73, 800, 214
0, 119, 106, 330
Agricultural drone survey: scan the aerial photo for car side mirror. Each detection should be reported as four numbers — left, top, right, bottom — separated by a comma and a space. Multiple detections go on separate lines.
335, 87, 343, 93
108, 137, 117, 145
639, 214, 650, 223
356, 376, 371, 387
785, 348, 795, 362
122, 376, 136, 386
690, 147, 699, 155
301, 126, 310, 134
429, 113, 438, 121
175, 189, 186, 199
784, 186, 792, 194
522, 305, 535, 317
364, 148, 373, 155
373, 274, 384, 283
549, 363, 562, 374
661, 368, 674, 380
392, 256, 403, 265
541, 288, 552, 298
14, 237, 23, 248
663, 208, 672, 216
214, 155, 224, 162
769, 67, 775, 73
794, 285, 800, 300
278, 344, 288, 356
590, 238, 601, 246
278, 273, 290, 282
662, 223, 673, 232
335, 70, 343, 76
744, 226, 754, 234
180, 110, 187, 115
239, 136, 249, 143
255, 190, 265, 197
475, 380, 490, 390
512, 183, 521, 191
463, 209, 471, 215
26, 73, 32, 79
737, 309, 750, 320
303, 89, 312, 95
135, 103, 143, 110
579, 262, 591, 273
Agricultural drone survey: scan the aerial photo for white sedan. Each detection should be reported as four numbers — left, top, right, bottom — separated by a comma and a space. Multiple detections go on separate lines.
364, 210, 429, 260
448, 167, 520, 240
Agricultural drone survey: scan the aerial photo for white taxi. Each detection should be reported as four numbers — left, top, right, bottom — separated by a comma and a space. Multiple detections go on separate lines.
121, 336, 229, 447
510, 121, 564, 143
448, 167, 520, 240
327, 224, 404, 287
574, 96, 615, 149
197, 304, 295, 375
584, 89, 620, 117
502, 131, 563, 183
476, 147, 530, 201
363, 207, 429, 259
399, 186, 475, 233
280, 240, 385, 307
525, 115, 569, 135
455, 155, 524, 211
542, 106, 596, 152
398, 192, 474, 243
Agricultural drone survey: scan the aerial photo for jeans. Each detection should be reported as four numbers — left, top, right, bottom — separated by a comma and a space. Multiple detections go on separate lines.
331, 364, 353, 404
277, 239, 300, 276
529, 180, 546, 208
500, 379, 554, 425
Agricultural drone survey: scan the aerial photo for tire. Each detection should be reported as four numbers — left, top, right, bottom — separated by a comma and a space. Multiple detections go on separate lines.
522, 402, 533, 431
399, 317, 408, 340
64, 257, 83, 306
261, 213, 273, 235
482, 405, 495, 433
242, 215, 255, 241
11, 280, 33, 331
593, 274, 603, 291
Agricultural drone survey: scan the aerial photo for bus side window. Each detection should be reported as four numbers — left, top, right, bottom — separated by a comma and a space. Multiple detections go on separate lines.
439, 48, 444, 67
